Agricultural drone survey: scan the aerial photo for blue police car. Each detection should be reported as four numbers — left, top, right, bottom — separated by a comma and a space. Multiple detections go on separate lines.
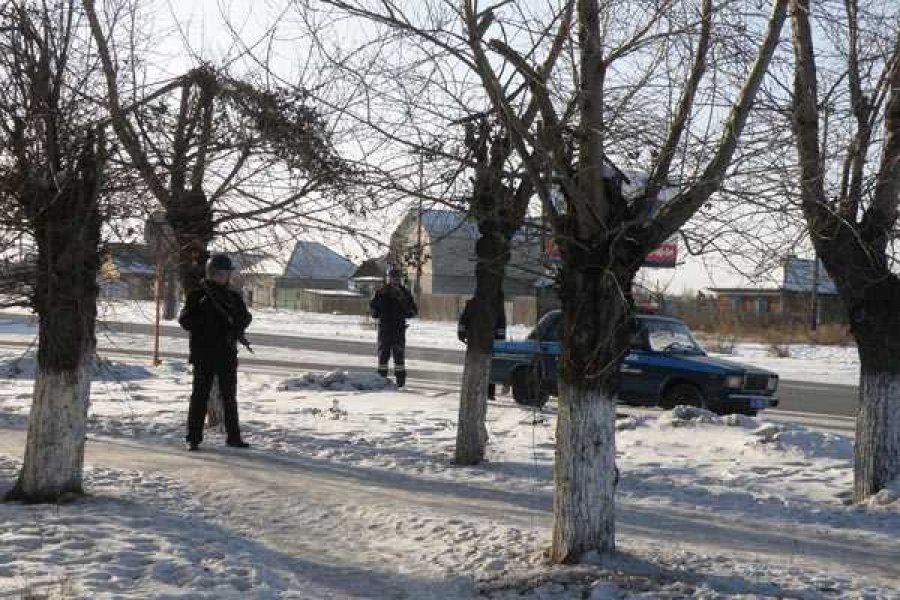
490, 310, 779, 415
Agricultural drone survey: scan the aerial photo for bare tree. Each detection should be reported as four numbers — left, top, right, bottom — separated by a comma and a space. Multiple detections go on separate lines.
0, 0, 110, 502
284, 0, 577, 465
789, 0, 900, 501
84, 0, 361, 428
463, 0, 788, 561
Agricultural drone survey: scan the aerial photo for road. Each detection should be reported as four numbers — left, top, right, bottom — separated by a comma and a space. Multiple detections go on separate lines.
0, 312, 859, 418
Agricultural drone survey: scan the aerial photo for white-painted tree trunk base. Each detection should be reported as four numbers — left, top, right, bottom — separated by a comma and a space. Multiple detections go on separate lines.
551, 383, 616, 563
855, 370, 900, 502
455, 349, 491, 465
8, 358, 93, 502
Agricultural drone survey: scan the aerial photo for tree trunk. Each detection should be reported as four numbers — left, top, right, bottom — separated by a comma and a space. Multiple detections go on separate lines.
454, 229, 509, 465
455, 346, 492, 464
163, 263, 178, 321
855, 370, 900, 501
551, 382, 617, 561
205, 376, 226, 433
848, 276, 900, 501
7, 141, 103, 503
166, 189, 218, 425
550, 248, 636, 562
7, 354, 94, 502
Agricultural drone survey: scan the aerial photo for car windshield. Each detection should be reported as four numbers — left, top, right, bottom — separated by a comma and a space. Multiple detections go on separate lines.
644, 319, 703, 354
528, 312, 561, 341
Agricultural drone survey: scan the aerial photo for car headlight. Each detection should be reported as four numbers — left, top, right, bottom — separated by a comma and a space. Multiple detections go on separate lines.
724, 374, 743, 389
767, 375, 778, 392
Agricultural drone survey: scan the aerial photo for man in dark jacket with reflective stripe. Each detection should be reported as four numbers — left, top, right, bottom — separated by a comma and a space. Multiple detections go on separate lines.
370, 266, 417, 387
178, 254, 252, 450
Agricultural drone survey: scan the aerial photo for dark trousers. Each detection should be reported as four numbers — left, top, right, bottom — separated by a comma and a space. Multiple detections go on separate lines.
377, 322, 406, 377
187, 358, 241, 444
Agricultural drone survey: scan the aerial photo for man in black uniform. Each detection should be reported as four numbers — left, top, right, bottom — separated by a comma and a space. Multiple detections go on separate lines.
370, 266, 417, 387
457, 292, 507, 343
457, 292, 507, 399
178, 254, 252, 451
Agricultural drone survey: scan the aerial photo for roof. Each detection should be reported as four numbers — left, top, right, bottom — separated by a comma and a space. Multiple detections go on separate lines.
783, 257, 838, 294
420, 210, 479, 238
416, 209, 542, 242
285, 241, 355, 280
352, 257, 387, 279
225, 252, 285, 276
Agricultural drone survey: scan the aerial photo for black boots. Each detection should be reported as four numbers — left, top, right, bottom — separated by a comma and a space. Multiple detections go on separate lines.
395, 370, 406, 388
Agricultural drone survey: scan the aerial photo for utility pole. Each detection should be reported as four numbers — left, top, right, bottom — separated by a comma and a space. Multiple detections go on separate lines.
415, 154, 424, 303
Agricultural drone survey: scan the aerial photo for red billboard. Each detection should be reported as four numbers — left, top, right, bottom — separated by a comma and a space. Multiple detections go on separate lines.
544, 237, 677, 269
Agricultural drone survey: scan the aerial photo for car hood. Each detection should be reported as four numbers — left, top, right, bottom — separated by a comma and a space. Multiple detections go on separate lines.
668, 352, 775, 375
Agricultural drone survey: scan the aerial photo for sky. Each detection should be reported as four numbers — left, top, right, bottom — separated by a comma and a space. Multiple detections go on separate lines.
131, 0, 796, 293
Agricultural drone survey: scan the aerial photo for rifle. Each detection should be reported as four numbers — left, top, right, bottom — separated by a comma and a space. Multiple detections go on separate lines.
198, 280, 254, 354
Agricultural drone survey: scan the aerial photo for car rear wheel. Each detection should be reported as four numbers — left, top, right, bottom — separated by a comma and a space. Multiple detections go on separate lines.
662, 383, 705, 410
511, 367, 549, 408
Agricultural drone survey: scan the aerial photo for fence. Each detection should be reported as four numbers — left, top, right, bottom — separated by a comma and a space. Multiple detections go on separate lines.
276, 289, 371, 315
274, 288, 541, 327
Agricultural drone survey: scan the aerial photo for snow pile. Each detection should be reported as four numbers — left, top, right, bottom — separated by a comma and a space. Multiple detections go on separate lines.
750, 422, 853, 460
614, 414, 650, 431
277, 370, 395, 392
656, 406, 762, 430
866, 479, 900, 509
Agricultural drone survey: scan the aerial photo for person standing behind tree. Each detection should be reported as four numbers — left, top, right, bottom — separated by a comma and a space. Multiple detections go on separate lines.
178, 254, 252, 451
370, 266, 417, 387
457, 291, 507, 399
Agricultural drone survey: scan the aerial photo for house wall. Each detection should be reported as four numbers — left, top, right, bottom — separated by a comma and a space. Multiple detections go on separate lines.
392, 219, 543, 299
98, 274, 154, 301
713, 291, 846, 327
275, 288, 369, 314
276, 277, 349, 291
240, 275, 277, 308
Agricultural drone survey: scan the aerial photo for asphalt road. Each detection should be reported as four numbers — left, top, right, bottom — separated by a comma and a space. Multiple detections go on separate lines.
0, 313, 859, 418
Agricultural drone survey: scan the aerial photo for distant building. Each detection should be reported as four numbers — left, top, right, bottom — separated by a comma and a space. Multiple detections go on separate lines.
389, 209, 543, 298
275, 241, 356, 309
99, 243, 155, 300
708, 257, 845, 326
226, 253, 285, 308
350, 257, 387, 298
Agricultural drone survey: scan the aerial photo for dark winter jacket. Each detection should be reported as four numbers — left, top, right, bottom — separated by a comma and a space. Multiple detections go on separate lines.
370, 284, 417, 325
178, 281, 252, 364
457, 298, 507, 343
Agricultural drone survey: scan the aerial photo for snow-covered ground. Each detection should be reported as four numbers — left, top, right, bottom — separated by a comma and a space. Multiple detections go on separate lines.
1, 300, 862, 386
0, 350, 896, 598
705, 342, 860, 387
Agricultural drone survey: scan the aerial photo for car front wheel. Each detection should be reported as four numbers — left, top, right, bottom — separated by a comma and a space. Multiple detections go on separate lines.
662, 383, 706, 410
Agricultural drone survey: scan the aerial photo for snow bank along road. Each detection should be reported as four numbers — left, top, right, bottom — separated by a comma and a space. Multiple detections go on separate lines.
0, 312, 859, 420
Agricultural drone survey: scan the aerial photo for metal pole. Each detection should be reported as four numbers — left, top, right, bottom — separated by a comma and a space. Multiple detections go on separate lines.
153, 258, 163, 366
